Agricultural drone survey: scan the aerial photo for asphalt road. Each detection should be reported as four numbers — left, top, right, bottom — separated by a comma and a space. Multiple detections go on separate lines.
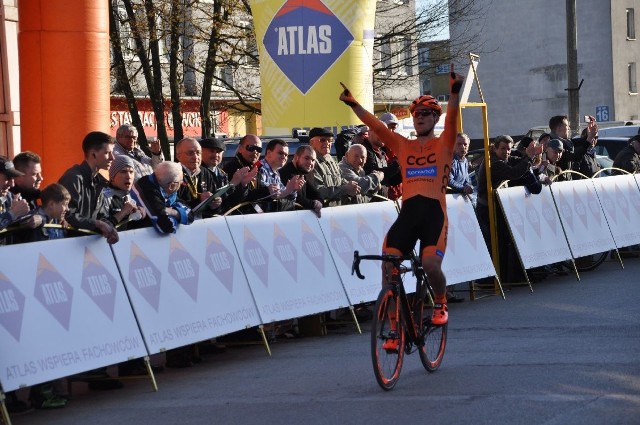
11, 257, 640, 425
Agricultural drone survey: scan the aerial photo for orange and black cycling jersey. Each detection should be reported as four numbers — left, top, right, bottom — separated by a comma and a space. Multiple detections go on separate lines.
360, 108, 458, 207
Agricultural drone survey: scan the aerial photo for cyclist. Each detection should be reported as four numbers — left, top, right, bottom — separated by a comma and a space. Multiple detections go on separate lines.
339, 71, 463, 328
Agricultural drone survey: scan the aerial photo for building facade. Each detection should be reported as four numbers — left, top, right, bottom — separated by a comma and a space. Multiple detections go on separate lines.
0, 1, 20, 159
109, 0, 420, 139
448, 0, 640, 139
0, 1, 422, 157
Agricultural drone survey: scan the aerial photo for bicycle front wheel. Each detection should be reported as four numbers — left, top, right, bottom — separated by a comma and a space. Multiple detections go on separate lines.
371, 285, 405, 390
416, 294, 447, 372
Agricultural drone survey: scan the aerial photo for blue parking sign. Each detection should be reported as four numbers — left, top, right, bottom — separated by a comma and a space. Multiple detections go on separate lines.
595, 106, 609, 122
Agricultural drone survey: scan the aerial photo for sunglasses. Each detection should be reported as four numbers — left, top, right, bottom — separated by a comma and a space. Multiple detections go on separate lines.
314, 137, 333, 144
246, 145, 263, 153
412, 109, 437, 118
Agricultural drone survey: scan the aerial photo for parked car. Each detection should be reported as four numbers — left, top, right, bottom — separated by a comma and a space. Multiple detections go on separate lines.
596, 125, 640, 138
594, 137, 631, 161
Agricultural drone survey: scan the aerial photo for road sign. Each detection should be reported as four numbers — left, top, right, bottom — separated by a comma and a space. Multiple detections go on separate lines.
595, 105, 609, 122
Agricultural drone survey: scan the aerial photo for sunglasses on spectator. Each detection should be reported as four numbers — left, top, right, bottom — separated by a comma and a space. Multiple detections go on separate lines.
412, 109, 437, 118
246, 145, 263, 153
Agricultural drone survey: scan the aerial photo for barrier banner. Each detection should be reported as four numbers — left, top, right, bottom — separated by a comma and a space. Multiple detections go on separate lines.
318, 202, 397, 304
225, 210, 349, 323
441, 194, 497, 283
550, 180, 617, 258
591, 174, 640, 248
496, 186, 572, 269
251, 0, 376, 135
110, 222, 261, 355
0, 237, 147, 392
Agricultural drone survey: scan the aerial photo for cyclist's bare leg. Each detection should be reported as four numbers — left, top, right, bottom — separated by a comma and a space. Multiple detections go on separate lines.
381, 246, 404, 287
422, 254, 448, 325
422, 255, 446, 302
382, 261, 394, 285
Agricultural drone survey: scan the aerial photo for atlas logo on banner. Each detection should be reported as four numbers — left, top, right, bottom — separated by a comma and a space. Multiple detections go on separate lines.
264, 0, 353, 93
330, 217, 354, 268
128, 242, 162, 311
301, 221, 325, 276
81, 247, 118, 321
273, 224, 298, 280
34, 255, 74, 331
168, 237, 200, 302
0, 272, 26, 342
205, 230, 235, 293
357, 214, 379, 251
243, 227, 270, 287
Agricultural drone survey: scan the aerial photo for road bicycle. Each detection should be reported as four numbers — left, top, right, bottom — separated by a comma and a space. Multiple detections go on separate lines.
352, 251, 447, 391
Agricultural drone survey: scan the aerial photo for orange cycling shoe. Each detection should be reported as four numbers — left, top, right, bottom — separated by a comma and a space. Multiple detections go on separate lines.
431, 303, 448, 325
383, 338, 399, 352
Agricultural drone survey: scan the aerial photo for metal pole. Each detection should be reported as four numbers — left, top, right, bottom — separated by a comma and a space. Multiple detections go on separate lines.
566, 0, 579, 135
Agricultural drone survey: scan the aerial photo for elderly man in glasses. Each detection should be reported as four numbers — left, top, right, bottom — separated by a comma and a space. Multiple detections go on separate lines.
133, 161, 194, 234
307, 127, 360, 207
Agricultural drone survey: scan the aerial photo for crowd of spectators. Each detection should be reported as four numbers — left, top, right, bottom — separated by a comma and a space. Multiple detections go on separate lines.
2, 112, 639, 413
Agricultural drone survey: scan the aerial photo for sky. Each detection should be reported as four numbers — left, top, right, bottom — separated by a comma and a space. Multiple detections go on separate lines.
416, 0, 450, 41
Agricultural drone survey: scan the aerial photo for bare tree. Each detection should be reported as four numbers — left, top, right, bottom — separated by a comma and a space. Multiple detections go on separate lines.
110, 0, 147, 150
373, 0, 489, 88
109, 0, 488, 146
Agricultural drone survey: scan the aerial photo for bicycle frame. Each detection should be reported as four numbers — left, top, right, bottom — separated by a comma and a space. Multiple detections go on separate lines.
353, 251, 429, 348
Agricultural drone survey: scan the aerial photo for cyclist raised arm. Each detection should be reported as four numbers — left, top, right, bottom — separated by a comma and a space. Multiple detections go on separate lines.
339, 72, 464, 325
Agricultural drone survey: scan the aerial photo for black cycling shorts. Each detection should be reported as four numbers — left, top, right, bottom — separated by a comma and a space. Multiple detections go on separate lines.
383, 195, 447, 259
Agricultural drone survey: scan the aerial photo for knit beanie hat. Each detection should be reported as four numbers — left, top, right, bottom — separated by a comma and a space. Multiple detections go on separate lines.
109, 155, 135, 180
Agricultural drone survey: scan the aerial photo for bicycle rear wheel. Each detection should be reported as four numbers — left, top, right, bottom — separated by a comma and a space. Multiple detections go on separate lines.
371, 286, 405, 390
416, 293, 447, 372
575, 251, 609, 272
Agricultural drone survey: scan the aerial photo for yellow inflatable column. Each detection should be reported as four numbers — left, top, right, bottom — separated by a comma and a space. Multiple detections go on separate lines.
251, 0, 376, 136
18, 0, 110, 180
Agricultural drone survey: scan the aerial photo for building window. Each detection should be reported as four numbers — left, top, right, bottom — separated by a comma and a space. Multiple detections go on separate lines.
422, 78, 432, 95
418, 48, 430, 67
215, 65, 234, 89
403, 38, 413, 76
629, 62, 637, 94
628, 8, 636, 40
381, 40, 392, 73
